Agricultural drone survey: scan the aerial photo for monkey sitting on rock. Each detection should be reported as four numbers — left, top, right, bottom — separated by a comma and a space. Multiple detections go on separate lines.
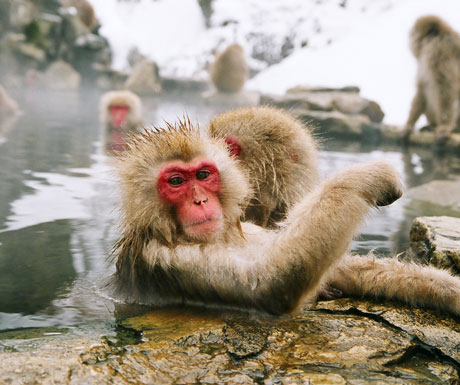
210, 44, 249, 93
110, 116, 460, 317
403, 15, 460, 143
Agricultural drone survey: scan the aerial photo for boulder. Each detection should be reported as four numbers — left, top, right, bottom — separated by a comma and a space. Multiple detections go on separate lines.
407, 216, 460, 273
292, 108, 379, 138
43, 60, 80, 89
261, 90, 384, 123
407, 180, 460, 212
202, 90, 260, 108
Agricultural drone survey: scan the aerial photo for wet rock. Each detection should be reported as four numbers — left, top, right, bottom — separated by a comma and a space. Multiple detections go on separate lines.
124, 60, 162, 95
406, 216, 460, 273
381, 127, 460, 150
1, 305, 459, 384
315, 298, 460, 364
161, 77, 210, 92
407, 181, 460, 213
262, 88, 384, 123
287, 85, 361, 94
293, 108, 375, 138
202, 90, 260, 107
43, 60, 81, 89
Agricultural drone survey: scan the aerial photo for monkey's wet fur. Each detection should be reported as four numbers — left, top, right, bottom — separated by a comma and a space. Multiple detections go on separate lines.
110, 107, 460, 317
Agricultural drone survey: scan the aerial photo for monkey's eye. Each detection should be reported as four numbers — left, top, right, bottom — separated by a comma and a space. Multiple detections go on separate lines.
168, 176, 184, 186
196, 170, 210, 180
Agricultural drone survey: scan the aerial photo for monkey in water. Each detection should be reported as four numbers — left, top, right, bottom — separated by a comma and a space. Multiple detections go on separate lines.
403, 15, 460, 143
99, 90, 143, 153
111, 119, 460, 316
209, 106, 318, 228
210, 44, 249, 93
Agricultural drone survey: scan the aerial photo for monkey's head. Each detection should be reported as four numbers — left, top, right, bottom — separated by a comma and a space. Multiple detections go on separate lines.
409, 15, 452, 57
115, 119, 250, 246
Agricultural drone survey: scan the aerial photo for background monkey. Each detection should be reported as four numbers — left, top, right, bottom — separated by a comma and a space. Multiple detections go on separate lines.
111, 119, 460, 317
209, 106, 318, 228
210, 44, 249, 93
99, 90, 143, 152
403, 15, 460, 142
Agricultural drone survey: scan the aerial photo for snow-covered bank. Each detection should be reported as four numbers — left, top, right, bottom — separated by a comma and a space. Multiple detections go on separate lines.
92, 0, 460, 125
248, 0, 460, 125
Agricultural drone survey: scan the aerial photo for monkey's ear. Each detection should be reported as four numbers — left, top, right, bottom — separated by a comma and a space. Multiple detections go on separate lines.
224, 137, 241, 157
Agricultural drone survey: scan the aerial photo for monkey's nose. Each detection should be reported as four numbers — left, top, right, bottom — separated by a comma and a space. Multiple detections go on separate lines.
194, 197, 208, 205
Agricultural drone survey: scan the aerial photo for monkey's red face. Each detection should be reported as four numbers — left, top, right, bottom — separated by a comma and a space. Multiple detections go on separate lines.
110, 105, 130, 129
157, 158, 223, 239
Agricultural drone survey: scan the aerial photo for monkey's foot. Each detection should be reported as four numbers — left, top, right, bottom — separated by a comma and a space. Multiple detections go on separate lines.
435, 125, 452, 145
317, 284, 343, 300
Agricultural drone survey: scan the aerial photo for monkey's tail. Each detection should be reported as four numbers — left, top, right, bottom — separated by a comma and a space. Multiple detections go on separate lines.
328, 253, 460, 317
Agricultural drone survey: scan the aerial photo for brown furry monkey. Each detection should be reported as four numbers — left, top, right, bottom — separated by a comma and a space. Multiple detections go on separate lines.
210, 44, 249, 93
209, 106, 318, 228
99, 90, 143, 152
403, 15, 460, 142
111, 119, 460, 317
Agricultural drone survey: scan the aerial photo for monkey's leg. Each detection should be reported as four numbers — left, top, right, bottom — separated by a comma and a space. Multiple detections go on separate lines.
403, 85, 425, 138
328, 254, 460, 316
255, 160, 402, 313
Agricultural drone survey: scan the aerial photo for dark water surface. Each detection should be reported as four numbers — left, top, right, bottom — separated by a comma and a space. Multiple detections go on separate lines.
0, 88, 459, 333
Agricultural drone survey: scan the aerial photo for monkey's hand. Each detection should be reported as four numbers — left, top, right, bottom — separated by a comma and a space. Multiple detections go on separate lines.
333, 161, 403, 207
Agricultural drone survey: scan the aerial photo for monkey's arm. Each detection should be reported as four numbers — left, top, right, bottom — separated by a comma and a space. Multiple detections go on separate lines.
145, 161, 401, 314
328, 254, 460, 316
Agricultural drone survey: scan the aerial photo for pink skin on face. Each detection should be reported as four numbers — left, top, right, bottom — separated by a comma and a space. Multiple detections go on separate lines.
109, 105, 130, 129
157, 158, 223, 239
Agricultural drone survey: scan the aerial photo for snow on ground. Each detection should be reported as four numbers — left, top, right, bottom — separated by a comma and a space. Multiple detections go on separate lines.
248, 0, 460, 125
92, 0, 460, 125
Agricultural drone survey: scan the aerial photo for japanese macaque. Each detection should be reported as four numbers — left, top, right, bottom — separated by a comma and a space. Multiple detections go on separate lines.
403, 15, 460, 142
99, 90, 143, 152
210, 44, 249, 93
61, 0, 98, 31
209, 106, 318, 228
0, 85, 19, 118
111, 119, 460, 317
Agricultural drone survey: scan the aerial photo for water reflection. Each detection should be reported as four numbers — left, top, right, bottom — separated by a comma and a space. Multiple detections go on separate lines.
0, 220, 75, 314
0, 88, 459, 332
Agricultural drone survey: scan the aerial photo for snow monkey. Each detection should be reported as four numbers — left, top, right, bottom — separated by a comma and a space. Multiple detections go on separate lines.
111, 119, 460, 317
210, 44, 249, 93
403, 15, 460, 143
208, 106, 318, 228
99, 90, 143, 152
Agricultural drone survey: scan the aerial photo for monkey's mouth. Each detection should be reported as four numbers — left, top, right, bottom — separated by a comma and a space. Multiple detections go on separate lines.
184, 216, 222, 228
183, 215, 223, 238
